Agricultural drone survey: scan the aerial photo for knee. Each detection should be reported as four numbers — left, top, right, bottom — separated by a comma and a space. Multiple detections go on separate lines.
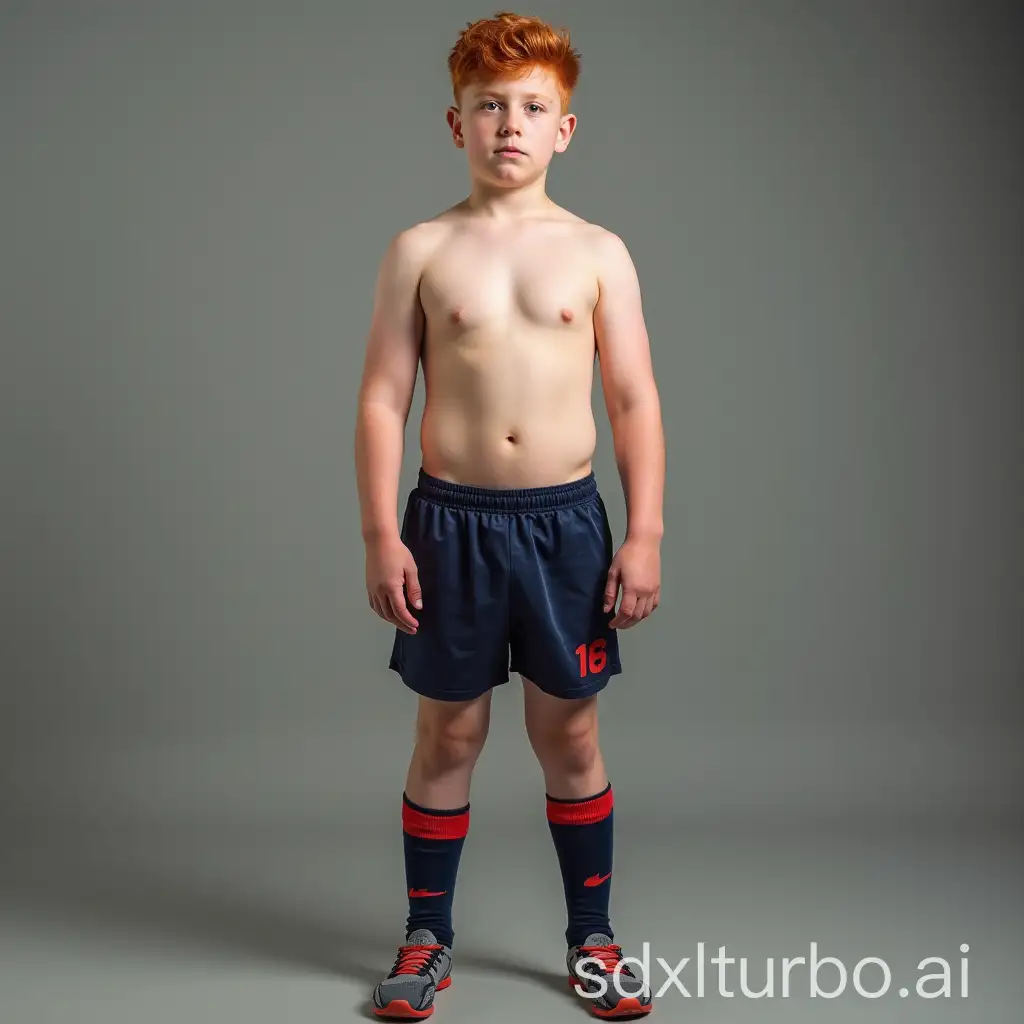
528, 710, 599, 776
415, 707, 488, 774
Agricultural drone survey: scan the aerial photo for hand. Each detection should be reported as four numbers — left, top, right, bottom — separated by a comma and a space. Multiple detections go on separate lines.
365, 534, 422, 634
603, 536, 661, 629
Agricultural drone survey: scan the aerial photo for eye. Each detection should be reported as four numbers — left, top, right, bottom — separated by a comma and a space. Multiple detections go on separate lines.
481, 101, 500, 110
527, 103, 543, 113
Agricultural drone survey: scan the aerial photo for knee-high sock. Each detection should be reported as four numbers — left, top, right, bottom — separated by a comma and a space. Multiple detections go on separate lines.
546, 783, 614, 946
402, 793, 469, 948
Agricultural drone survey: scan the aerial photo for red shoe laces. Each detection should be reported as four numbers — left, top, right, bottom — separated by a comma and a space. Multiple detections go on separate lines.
580, 943, 630, 974
392, 943, 442, 975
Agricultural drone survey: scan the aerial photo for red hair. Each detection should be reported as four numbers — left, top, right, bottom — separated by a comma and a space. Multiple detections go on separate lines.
448, 11, 581, 113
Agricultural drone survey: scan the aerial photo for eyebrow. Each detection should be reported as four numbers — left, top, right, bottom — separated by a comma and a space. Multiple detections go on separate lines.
477, 90, 553, 103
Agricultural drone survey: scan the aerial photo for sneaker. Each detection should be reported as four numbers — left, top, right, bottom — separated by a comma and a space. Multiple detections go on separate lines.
567, 932, 653, 1018
371, 928, 453, 1019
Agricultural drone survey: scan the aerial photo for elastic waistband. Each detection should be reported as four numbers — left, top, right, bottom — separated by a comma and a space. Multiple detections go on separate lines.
415, 468, 598, 512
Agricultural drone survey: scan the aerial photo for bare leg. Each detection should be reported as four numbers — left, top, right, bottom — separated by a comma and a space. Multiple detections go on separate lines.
522, 676, 606, 797
404, 690, 492, 808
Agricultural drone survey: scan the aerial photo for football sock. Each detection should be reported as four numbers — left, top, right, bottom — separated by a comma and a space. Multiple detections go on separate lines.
402, 792, 470, 948
546, 782, 615, 946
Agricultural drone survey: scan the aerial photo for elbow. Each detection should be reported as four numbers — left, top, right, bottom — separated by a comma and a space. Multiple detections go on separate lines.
356, 396, 407, 435
357, 373, 414, 423
606, 378, 660, 422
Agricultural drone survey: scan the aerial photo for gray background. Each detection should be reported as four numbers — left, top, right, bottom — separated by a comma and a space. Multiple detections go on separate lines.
2, 1, 1021, 1021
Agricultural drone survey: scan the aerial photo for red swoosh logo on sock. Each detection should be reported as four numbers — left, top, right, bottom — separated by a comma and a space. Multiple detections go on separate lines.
408, 887, 447, 898
584, 871, 612, 887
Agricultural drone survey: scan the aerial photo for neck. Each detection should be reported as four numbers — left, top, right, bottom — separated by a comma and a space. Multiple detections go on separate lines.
463, 174, 553, 220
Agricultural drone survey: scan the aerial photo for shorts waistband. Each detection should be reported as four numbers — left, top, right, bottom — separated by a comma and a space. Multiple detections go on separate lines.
415, 469, 598, 512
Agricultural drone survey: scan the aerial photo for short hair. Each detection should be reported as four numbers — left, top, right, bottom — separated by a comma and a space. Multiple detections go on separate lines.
448, 11, 581, 113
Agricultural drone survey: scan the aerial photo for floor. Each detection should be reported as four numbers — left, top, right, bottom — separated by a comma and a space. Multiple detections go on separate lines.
2, 812, 1020, 1023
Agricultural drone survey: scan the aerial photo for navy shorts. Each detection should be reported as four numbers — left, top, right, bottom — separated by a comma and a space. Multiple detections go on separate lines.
389, 469, 622, 702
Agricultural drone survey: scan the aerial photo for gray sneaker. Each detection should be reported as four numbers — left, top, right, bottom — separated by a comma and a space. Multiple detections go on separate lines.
567, 932, 653, 1018
371, 928, 453, 1019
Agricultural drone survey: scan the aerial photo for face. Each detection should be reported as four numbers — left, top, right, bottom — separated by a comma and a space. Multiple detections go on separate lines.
447, 66, 576, 185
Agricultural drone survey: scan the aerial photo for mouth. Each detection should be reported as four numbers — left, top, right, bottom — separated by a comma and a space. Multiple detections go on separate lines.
495, 147, 524, 155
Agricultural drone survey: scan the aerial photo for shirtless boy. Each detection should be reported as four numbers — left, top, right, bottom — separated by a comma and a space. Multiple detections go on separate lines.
354, 12, 665, 1019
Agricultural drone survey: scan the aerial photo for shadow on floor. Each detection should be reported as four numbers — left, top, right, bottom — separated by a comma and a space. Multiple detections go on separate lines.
3, 842, 582, 1019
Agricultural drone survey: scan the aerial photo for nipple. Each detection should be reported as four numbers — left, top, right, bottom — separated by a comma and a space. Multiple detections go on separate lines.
450, 308, 464, 324
560, 308, 574, 323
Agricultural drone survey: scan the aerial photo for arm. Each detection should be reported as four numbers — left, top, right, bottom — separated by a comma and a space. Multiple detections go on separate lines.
594, 230, 665, 544
354, 228, 426, 543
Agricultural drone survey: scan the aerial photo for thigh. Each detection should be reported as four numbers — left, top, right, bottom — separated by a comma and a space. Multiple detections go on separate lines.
415, 689, 494, 742
389, 494, 511, 701
509, 495, 622, 699
522, 675, 598, 737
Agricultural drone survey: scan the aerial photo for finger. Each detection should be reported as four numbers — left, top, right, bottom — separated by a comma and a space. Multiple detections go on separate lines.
405, 565, 423, 610
634, 595, 654, 624
618, 595, 648, 630
374, 589, 400, 626
629, 592, 651, 623
603, 569, 620, 613
392, 586, 419, 629
388, 587, 418, 633
610, 589, 638, 629
371, 594, 387, 619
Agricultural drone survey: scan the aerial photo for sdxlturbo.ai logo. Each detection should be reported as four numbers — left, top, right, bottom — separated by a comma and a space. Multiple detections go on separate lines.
573, 942, 971, 1001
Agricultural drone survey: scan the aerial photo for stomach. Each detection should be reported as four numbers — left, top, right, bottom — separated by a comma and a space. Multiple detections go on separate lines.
418, 379, 598, 489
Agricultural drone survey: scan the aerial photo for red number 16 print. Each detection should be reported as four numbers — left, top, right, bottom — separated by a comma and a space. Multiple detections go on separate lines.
575, 638, 607, 677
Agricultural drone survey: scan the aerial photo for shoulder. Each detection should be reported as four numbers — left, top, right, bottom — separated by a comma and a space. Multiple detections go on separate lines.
384, 215, 453, 266
588, 223, 632, 261
557, 215, 634, 266
570, 223, 638, 288
541, 209, 633, 275
371, 219, 455, 298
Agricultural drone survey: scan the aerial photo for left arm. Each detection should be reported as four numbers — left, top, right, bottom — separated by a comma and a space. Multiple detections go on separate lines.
593, 230, 666, 626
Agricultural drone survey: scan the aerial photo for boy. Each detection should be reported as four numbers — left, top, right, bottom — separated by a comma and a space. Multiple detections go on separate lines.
354, 11, 665, 1019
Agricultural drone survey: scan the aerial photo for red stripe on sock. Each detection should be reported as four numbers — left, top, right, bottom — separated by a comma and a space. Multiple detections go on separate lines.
402, 801, 470, 840
546, 785, 614, 825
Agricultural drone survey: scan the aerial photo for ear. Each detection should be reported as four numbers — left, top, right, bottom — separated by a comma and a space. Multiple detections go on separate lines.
553, 112, 577, 153
447, 106, 463, 147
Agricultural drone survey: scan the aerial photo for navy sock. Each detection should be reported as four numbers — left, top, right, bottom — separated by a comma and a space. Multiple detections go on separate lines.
546, 782, 615, 947
402, 793, 469, 948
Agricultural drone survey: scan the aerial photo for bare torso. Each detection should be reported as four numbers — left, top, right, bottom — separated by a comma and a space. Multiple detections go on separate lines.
411, 203, 605, 488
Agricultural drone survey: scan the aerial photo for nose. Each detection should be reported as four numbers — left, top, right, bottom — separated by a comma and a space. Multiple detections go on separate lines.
499, 115, 521, 136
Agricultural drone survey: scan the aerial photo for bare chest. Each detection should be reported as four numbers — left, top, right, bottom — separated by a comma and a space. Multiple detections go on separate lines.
419, 232, 599, 336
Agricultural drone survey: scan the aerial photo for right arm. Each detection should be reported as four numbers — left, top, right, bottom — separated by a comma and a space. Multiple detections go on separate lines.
354, 228, 426, 544
354, 228, 428, 633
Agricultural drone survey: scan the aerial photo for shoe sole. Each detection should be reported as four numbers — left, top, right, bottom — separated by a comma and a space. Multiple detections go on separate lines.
373, 975, 451, 1019
568, 975, 653, 1018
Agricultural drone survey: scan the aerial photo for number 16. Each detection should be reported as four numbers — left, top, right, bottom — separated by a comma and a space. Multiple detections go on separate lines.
575, 638, 607, 677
